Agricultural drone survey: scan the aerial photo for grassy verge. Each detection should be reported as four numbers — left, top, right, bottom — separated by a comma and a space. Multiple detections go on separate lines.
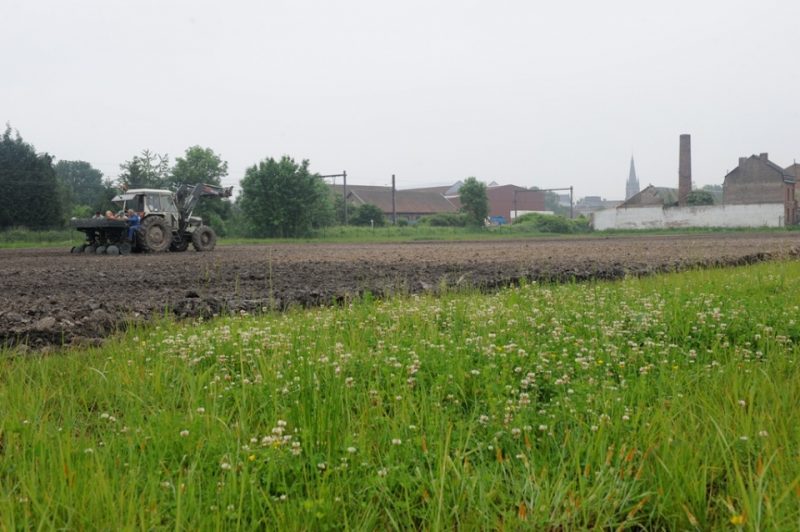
2, 263, 800, 528
4, 224, 797, 249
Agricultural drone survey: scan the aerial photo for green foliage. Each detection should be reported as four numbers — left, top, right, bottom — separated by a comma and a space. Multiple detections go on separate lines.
418, 212, 467, 226
118, 149, 170, 190
701, 184, 724, 204
349, 203, 386, 226
332, 193, 348, 224
54, 160, 108, 211
0, 226, 77, 247
687, 189, 715, 206
239, 156, 333, 237
169, 146, 232, 233
458, 177, 488, 226
169, 146, 228, 188
512, 212, 589, 233
0, 125, 64, 229
71, 204, 93, 218
3, 262, 800, 528
542, 190, 570, 217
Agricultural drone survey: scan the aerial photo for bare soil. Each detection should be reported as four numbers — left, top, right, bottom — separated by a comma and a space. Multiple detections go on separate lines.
2, 233, 799, 349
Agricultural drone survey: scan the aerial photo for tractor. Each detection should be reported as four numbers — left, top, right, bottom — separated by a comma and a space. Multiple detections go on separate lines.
70, 183, 233, 255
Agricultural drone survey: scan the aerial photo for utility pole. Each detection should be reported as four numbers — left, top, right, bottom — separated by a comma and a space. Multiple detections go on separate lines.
570, 186, 574, 219
391, 174, 397, 225
531, 186, 576, 219
343, 170, 348, 225
320, 171, 348, 224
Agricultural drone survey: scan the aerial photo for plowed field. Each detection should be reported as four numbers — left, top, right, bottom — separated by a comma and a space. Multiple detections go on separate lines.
2, 232, 799, 349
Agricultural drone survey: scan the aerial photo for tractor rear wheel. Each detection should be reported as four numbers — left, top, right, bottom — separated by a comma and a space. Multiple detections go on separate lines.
191, 226, 217, 252
140, 217, 171, 253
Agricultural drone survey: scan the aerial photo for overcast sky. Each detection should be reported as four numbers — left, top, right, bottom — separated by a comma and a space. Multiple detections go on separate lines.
3, 0, 799, 199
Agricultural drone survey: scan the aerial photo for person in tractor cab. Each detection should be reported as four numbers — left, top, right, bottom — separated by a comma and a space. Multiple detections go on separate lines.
126, 209, 141, 241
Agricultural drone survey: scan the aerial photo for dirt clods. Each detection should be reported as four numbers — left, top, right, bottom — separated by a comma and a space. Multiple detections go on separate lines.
2, 233, 799, 349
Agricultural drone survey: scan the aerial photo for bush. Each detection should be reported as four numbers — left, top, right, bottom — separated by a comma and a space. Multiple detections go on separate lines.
512, 213, 590, 234
350, 204, 386, 226
418, 213, 468, 227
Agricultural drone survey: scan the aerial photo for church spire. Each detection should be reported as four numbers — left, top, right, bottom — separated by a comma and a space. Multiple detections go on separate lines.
626, 156, 640, 199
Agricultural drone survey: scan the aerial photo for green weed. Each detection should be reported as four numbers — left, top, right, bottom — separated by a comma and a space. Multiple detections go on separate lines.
2, 262, 800, 528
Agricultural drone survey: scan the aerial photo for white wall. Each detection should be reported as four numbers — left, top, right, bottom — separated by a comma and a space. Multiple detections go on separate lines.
591, 204, 785, 230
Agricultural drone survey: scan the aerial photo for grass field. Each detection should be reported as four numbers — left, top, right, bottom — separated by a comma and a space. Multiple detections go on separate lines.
2, 262, 800, 529
2, 224, 798, 249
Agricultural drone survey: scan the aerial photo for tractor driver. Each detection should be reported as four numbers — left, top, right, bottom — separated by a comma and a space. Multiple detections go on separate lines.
126, 209, 141, 241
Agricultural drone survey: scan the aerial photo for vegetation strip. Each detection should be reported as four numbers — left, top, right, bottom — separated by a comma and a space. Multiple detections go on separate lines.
2, 261, 800, 528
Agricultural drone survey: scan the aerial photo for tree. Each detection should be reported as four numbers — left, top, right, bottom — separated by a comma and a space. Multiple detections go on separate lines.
350, 203, 386, 226
543, 190, 570, 217
458, 177, 489, 226
169, 146, 228, 188
170, 146, 232, 234
118, 149, 170, 190
701, 184, 723, 204
54, 160, 107, 212
0, 125, 63, 229
239, 156, 333, 237
687, 189, 715, 206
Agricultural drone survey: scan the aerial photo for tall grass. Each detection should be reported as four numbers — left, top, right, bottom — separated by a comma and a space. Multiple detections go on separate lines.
0, 227, 80, 248
2, 262, 800, 528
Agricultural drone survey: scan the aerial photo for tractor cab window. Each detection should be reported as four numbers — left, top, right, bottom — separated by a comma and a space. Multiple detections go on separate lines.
127, 195, 144, 213
146, 195, 162, 212
161, 194, 178, 213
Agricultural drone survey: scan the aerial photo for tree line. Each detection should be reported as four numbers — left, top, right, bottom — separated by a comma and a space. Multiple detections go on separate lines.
1, 124, 491, 237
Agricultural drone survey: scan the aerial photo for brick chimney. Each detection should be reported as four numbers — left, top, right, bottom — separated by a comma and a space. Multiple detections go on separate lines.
759, 153, 769, 161
678, 134, 692, 206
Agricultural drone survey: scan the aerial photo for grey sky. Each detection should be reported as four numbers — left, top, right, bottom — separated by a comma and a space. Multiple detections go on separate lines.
3, 0, 799, 199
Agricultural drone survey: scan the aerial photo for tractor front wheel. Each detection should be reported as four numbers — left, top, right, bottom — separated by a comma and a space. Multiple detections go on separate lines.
191, 226, 217, 252
170, 235, 190, 252
139, 217, 171, 253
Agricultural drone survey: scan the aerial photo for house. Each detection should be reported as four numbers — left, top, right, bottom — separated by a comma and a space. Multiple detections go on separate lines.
330, 184, 457, 222
723, 153, 796, 224
617, 185, 678, 208
409, 182, 546, 222
486, 184, 546, 221
332, 181, 548, 224
574, 196, 622, 217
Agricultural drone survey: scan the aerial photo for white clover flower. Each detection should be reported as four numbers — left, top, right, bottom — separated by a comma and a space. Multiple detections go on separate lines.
347, 447, 357, 454
391, 438, 402, 446
196, 407, 206, 414
220, 462, 232, 470
377, 467, 388, 477
758, 430, 769, 438
180, 430, 189, 437
737, 400, 746, 408
317, 462, 327, 471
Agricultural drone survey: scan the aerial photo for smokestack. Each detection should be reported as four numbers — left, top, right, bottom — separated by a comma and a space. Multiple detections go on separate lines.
678, 134, 691, 206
